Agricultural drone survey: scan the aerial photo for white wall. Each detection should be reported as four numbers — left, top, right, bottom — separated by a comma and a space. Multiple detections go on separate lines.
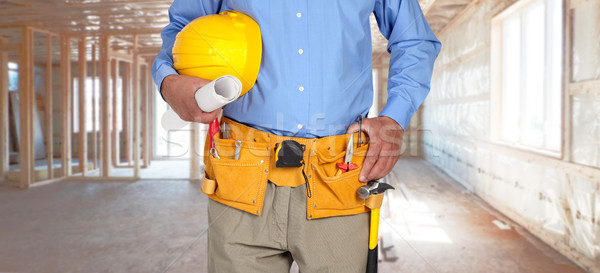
419, 0, 600, 271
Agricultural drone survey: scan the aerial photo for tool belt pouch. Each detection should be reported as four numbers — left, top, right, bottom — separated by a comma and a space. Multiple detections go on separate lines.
308, 137, 382, 219
365, 194, 385, 210
202, 118, 387, 219
201, 134, 271, 216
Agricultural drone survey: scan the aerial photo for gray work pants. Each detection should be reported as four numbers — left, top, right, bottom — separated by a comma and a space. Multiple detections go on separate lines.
207, 182, 369, 273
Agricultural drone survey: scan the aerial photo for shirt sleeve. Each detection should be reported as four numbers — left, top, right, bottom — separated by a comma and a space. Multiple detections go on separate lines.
152, 0, 224, 99
373, 0, 442, 130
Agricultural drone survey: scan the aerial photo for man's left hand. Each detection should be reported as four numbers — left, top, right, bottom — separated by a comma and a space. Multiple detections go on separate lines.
346, 116, 404, 182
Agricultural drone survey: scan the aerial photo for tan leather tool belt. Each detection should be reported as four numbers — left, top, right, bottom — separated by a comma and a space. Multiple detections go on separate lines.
201, 117, 384, 219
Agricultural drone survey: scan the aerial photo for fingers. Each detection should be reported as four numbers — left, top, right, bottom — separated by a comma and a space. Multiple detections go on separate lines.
365, 144, 399, 181
357, 117, 404, 182
366, 157, 388, 181
359, 140, 380, 182
174, 99, 221, 124
163, 74, 218, 124
346, 122, 359, 134
358, 119, 377, 182
193, 108, 221, 123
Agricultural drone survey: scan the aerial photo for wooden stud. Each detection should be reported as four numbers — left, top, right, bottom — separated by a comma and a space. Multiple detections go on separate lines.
91, 44, 98, 170
61, 36, 72, 177
569, 80, 600, 96
570, 0, 595, 9
45, 35, 54, 179
111, 58, 118, 167
132, 36, 141, 178
490, 14, 502, 143
63, 28, 164, 38
563, 2, 574, 162
109, 51, 134, 63
436, 0, 482, 39
19, 27, 34, 188
136, 47, 161, 55
0, 1, 170, 16
0, 38, 9, 181
0, 43, 20, 52
63, 176, 139, 182
110, 37, 135, 46
146, 65, 154, 165
99, 36, 111, 177
133, 65, 140, 178
122, 62, 132, 165
422, 0, 441, 15
27, 176, 66, 188
141, 64, 151, 167
421, 93, 490, 107
27, 27, 60, 37
78, 38, 88, 176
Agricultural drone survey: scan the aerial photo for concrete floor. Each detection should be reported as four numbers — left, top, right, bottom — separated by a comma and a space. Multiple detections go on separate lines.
84, 160, 191, 179
0, 158, 586, 273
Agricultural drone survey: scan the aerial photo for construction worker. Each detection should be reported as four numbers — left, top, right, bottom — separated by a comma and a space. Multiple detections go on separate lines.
152, 0, 441, 272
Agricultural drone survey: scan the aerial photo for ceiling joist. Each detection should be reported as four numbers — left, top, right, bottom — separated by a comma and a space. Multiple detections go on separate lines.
0, 0, 472, 55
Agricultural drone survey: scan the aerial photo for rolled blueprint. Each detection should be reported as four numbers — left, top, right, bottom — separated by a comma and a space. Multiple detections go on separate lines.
195, 75, 242, 112
161, 75, 242, 131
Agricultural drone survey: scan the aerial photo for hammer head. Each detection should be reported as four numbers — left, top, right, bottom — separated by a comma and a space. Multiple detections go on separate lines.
357, 180, 395, 199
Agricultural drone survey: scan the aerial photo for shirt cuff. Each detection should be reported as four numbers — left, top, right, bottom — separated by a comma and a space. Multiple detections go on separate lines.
378, 94, 417, 131
153, 64, 179, 101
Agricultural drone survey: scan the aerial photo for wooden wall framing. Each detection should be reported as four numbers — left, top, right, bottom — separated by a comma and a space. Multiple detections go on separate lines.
78, 38, 88, 176
91, 44, 98, 170
99, 36, 111, 177
19, 27, 34, 188
0, 22, 158, 187
0, 38, 9, 181
61, 35, 72, 179
45, 35, 54, 180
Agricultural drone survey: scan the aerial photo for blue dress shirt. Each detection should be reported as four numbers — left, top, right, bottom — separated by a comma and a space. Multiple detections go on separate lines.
153, 0, 441, 137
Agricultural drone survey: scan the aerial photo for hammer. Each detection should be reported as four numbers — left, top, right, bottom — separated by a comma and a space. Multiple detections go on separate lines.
358, 180, 395, 273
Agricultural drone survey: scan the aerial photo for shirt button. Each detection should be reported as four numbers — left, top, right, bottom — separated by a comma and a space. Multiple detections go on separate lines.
298, 49, 304, 55
297, 124, 303, 130
296, 12, 302, 18
299, 86, 305, 92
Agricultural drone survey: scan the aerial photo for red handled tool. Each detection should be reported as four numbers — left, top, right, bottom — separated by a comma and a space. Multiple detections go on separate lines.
336, 134, 358, 175
208, 118, 219, 149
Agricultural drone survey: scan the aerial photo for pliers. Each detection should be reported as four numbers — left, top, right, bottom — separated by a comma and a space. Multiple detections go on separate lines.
336, 134, 358, 175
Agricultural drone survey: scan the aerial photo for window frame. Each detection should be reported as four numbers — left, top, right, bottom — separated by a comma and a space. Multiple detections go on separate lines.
490, 0, 565, 158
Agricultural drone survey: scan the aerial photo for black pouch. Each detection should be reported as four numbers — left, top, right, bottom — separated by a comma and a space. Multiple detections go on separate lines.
275, 140, 305, 168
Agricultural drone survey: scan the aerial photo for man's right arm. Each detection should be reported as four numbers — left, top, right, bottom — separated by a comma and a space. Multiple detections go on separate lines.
152, 0, 224, 123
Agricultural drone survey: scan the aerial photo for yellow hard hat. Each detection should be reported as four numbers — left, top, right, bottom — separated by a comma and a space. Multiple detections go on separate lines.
172, 10, 262, 96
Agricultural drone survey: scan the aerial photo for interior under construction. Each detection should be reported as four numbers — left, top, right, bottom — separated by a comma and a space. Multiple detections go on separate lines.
0, 0, 599, 272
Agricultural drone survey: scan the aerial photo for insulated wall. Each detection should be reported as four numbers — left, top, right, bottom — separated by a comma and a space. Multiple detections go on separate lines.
418, 0, 600, 271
